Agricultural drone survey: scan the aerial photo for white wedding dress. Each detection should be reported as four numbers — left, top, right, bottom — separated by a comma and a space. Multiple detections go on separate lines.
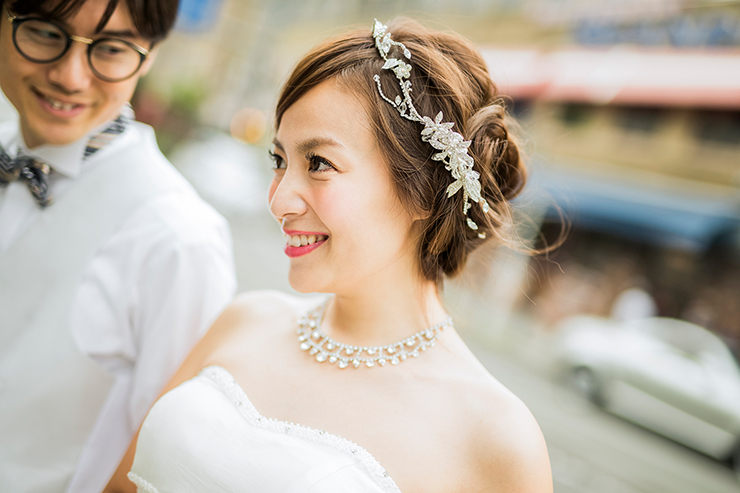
128, 366, 402, 492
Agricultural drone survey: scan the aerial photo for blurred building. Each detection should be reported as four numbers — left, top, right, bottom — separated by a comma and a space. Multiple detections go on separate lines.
481, 1, 740, 349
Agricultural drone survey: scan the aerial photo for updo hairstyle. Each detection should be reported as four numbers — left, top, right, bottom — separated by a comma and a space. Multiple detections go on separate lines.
275, 18, 527, 284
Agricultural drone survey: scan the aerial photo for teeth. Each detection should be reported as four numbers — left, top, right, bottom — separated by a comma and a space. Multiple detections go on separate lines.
44, 95, 77, 111
285, 234, 327, 247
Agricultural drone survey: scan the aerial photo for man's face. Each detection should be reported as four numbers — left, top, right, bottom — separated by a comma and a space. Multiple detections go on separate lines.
0, 0, 157, 148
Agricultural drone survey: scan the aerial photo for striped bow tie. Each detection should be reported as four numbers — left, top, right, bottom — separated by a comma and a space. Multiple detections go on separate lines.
0, 106, 132, 207
0, 149, 52, 207
85, 105, 132, 158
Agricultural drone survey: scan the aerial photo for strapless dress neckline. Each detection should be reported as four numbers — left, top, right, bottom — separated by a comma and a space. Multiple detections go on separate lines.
128, 365, 402, 492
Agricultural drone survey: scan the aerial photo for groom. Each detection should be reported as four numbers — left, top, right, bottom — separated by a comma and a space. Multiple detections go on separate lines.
0, 0, 236, 491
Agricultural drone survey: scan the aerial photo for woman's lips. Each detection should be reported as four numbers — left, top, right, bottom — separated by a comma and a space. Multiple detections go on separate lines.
33, 88, 86, 118
283, 230, 328, 258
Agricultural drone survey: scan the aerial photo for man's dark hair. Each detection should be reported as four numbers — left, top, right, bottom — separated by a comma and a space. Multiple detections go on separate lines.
4, 0, 180, 42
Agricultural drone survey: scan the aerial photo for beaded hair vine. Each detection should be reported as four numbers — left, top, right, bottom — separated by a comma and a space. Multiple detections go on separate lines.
372, 19, 489, 239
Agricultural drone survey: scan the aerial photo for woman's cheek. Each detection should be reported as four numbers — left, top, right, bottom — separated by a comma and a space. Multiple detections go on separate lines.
314, 186, 358, 226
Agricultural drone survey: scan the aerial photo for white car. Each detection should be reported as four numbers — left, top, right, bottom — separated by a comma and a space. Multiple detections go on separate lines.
554, 316, 740, 472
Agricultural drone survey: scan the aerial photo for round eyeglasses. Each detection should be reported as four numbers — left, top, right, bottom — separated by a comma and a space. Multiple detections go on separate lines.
4, 6, 151, 83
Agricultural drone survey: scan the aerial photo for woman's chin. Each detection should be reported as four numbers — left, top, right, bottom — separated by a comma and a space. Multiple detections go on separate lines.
287, 273, 324, 294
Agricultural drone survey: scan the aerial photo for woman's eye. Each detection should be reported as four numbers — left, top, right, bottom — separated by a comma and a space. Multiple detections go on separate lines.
268, 151, 285, 170
308, 154, 334, 173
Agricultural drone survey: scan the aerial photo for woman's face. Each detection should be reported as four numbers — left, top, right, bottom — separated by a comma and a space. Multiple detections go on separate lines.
269, 78, 418, 294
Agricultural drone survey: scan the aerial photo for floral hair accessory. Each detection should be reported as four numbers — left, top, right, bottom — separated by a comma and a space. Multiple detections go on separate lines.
371, 19, 489, 238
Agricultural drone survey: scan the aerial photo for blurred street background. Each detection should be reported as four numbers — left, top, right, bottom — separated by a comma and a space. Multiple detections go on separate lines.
2, 0, 739, 490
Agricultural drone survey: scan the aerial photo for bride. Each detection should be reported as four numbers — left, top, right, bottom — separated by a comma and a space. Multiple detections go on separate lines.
106, 18, 553, 493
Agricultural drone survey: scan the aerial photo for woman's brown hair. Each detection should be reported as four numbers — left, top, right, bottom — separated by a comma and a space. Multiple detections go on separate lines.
276, 18, 528, 284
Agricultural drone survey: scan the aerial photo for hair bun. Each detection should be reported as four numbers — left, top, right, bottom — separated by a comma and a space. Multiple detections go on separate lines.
466, 103, 527, 203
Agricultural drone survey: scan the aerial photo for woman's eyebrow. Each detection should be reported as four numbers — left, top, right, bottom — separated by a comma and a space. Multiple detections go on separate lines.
296, 137, 344, 154
271, 139, 285, 153
272, 137, 344, 154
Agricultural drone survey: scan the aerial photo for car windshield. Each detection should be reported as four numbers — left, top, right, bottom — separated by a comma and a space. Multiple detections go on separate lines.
628, 318, 740, 374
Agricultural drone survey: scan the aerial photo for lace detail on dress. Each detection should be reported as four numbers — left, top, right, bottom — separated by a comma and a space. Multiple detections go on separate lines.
127, 472, 160, 493
200, 365, 402, 493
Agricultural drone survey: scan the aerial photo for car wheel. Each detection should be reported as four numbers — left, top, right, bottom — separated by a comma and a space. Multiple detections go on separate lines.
568, 367, 604, 406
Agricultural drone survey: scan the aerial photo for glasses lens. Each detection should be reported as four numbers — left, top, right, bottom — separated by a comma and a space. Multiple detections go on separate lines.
90, 40, 142, 81
15, 20, 66, 61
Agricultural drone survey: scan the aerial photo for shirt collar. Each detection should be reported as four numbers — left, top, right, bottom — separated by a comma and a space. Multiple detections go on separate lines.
14, 117, 125, 179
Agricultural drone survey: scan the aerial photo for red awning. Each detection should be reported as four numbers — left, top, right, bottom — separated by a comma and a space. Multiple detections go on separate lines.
481, 47, 740, 109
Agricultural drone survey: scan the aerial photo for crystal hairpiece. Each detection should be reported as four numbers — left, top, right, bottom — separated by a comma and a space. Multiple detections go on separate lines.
371, 19, 489, 239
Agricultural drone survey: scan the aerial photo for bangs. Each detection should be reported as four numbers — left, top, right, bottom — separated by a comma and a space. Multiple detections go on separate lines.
9, 0, 118, 34
7, 0, 179, 41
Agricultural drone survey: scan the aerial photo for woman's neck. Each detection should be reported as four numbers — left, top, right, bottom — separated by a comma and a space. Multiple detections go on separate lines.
321, 276, 448, 347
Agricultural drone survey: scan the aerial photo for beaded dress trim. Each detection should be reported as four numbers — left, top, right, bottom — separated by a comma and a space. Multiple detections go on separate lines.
127, 472, 158, 493
202, 366, 401, 492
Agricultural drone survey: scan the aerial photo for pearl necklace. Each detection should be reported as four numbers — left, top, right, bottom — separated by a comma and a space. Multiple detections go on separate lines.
297, 299, 453, 369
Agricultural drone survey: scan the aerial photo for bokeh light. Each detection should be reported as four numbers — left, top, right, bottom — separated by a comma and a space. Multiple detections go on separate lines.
229, 107, 267, 144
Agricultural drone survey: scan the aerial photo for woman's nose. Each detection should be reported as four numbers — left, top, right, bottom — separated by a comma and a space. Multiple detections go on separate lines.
268, 169, 308, 221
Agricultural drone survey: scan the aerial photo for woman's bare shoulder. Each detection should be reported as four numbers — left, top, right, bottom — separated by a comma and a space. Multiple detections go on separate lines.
455, 372, 553, 492
214, 290, 322, 334
230, 290, 315, 317
185, 291, 321, 365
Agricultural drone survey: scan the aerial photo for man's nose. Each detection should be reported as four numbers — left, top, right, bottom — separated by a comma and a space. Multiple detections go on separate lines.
46, 43, 93, 95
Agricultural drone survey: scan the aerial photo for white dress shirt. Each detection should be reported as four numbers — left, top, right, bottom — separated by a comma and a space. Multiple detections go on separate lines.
0, 119, 237, 493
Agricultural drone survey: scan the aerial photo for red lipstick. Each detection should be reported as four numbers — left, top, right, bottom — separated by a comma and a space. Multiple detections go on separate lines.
283, 230, 328, 258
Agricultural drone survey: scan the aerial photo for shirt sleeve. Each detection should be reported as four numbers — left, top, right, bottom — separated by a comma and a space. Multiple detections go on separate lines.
127, 204, 237, 429
67, 186, 237, 493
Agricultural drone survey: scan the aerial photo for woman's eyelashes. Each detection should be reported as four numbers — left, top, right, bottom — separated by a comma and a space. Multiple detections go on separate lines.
268, 150, 285, 170
306, 152, 336, 173
268, 150, 336, 173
